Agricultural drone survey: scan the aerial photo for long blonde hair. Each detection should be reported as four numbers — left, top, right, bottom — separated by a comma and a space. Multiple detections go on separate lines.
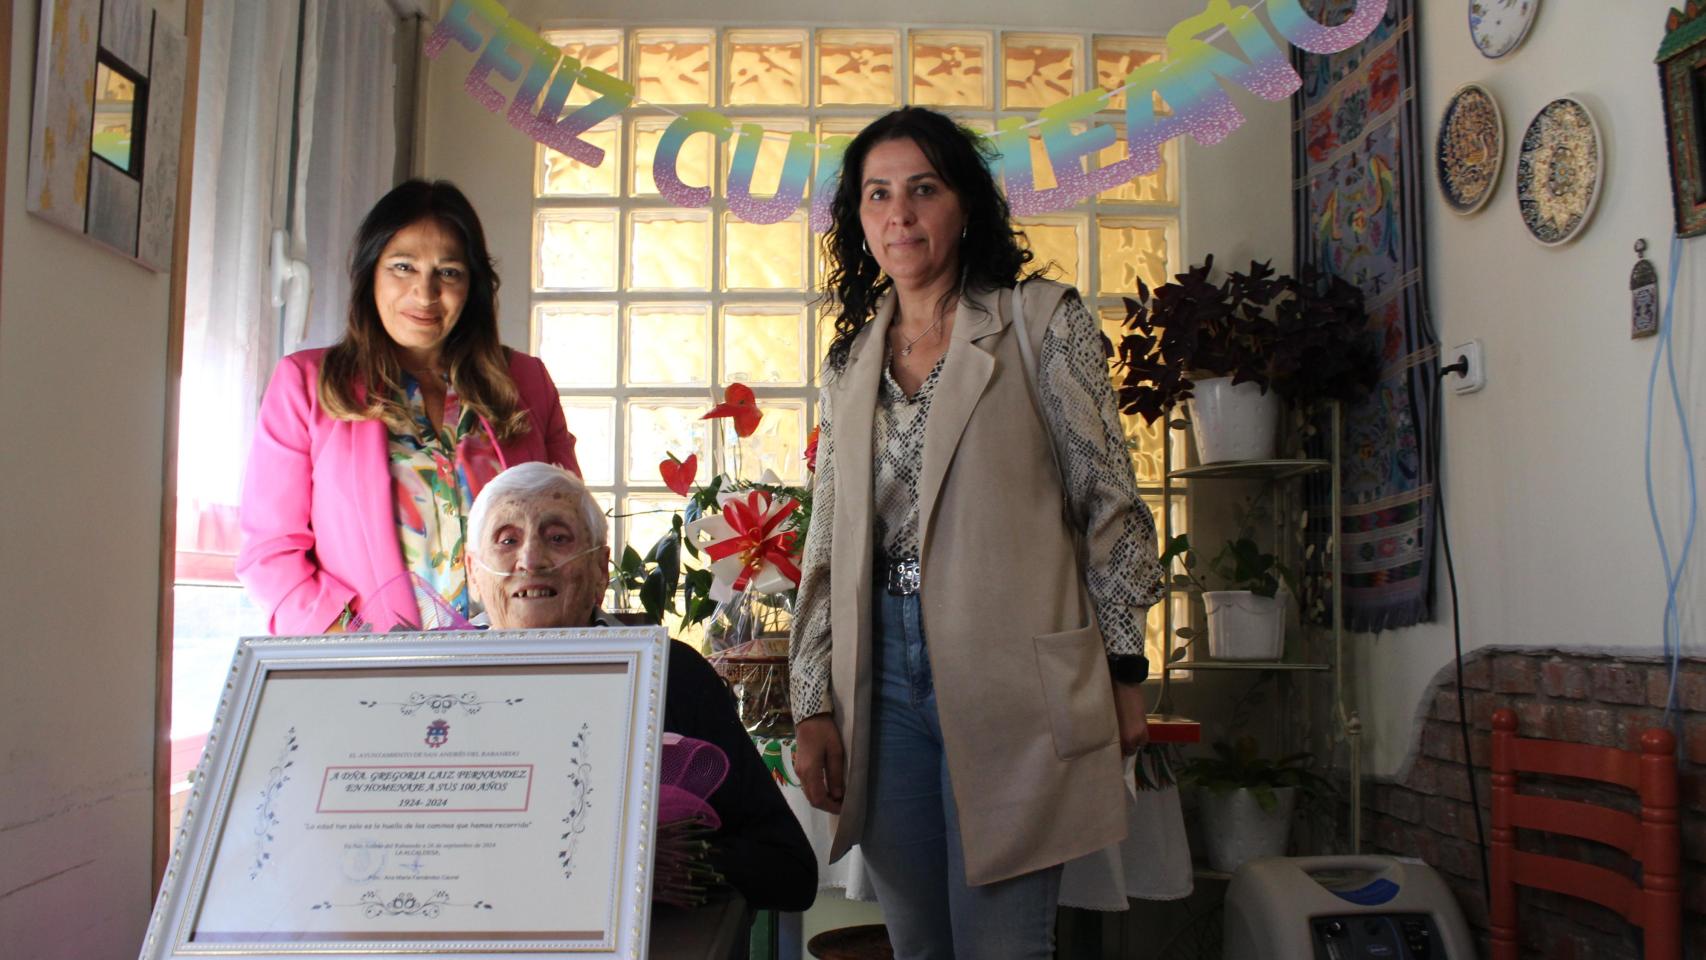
318, 180, 528, 439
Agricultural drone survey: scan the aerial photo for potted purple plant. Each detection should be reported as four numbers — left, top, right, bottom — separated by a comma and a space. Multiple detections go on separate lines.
1109, 257, 1377, 463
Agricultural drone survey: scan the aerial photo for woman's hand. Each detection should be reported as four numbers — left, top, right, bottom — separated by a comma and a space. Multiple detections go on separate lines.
1112, 682, 1150, 756
793, 714, 846, 814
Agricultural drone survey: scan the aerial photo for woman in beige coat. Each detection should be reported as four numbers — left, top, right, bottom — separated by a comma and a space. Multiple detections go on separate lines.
789, 107, 1165, 958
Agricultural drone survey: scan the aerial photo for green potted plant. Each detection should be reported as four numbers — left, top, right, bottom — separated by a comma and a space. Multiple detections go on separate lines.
1181, 735, 1334, 873
1109, 257, 1377, 463
1161, 527, 1297, 662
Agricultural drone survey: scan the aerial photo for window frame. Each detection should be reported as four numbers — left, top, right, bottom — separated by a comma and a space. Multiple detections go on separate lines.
530, 21, 1186, 660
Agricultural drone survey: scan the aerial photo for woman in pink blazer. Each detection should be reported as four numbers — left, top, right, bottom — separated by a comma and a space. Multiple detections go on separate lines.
238, 180, 579, 634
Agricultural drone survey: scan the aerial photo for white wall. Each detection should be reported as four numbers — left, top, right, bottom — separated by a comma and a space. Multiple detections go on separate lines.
420, 0, 1294, 350
1358, 0, 1706, 773
0, 1, 185, 956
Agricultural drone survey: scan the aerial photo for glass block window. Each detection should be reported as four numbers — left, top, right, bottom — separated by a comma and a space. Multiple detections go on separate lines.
533, 24, 1183, 664
1001, 33, 1083, 111
909, 31, 992, 108
725, 30, 808, 107
817, 30, 898, 106
633, 29, 715, 105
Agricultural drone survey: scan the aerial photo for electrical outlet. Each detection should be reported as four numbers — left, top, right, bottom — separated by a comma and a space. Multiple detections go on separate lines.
1446, 340, 1485, 394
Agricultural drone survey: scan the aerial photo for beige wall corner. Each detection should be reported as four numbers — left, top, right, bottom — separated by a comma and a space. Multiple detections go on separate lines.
153, 0, 202, 897
0, 1, 191, 956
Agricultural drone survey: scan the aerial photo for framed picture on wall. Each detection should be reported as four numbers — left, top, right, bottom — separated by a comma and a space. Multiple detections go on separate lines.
138, 628, 670, 960
25, 0, 186, 269
1659, 3, 1706, 238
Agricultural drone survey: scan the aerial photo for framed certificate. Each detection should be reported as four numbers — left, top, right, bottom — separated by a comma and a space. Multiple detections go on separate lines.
140, 627, 670, 959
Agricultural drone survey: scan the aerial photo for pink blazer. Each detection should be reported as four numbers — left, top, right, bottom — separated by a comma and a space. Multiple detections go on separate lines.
236, 347, 580, 634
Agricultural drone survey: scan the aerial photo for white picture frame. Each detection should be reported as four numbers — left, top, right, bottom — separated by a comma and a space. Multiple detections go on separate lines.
139, 627, 670, 960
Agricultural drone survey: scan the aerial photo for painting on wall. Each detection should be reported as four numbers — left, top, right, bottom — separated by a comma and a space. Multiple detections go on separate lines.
25, 0, 185, 270
1659, 2, 1706, 238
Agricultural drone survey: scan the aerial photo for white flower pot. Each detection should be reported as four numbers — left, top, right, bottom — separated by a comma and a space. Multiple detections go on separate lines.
1187, 376, 1280, 463
1199, 785, 1298, 874
1203, 590, 1285, 661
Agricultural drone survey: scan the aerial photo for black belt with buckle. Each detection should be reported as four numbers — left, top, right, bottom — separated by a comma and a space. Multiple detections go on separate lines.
877, 554, 921, 596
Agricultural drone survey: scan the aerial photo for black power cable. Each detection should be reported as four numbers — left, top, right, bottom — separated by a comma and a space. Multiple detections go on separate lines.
1434, 354, 1492, 908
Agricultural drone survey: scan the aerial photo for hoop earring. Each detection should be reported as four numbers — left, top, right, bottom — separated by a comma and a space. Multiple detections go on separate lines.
862, 238, 870, 256
961, 224, 968, 240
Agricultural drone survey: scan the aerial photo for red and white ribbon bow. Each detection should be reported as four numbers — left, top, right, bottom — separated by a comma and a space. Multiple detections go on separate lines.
687, 489, 802, 602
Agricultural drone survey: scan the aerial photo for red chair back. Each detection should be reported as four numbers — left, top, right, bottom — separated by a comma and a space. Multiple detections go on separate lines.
1489, 708, 1681, 960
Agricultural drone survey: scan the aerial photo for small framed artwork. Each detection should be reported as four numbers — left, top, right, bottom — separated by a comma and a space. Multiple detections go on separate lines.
25, 0, 186, 269
139, 627, 670, 960
1659, 3, 1706, 238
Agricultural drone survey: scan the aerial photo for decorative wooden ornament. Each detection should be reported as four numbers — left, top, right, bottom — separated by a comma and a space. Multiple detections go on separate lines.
1631, 239, 1660, 339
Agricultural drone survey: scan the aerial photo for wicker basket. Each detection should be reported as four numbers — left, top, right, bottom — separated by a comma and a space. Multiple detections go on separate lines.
707, 643, 793, 737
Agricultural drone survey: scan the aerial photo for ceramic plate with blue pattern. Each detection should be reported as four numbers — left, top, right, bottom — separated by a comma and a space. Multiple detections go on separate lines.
1436, 84, 1503, 214
1469, 0, 1540, 59
1516, 97, 1602, 247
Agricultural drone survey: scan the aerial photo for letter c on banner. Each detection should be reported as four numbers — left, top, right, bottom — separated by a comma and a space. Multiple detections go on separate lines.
654, 112, 735, 207
727, 126, 815, 225
1266, 0, 1387, 55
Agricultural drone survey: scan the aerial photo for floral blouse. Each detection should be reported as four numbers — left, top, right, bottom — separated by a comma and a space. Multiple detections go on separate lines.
386, 375, 505, 628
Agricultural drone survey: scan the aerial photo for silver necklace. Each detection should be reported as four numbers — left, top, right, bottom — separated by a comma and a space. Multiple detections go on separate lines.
895, 313, 944, 357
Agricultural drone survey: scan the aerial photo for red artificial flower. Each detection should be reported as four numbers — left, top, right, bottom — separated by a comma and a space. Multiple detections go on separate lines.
803, 426, 820, 473
659, 453, 698, 497
701, 383, 763, 438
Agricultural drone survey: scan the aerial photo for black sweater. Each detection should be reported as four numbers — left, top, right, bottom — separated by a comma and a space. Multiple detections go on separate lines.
660, 640, 817, 913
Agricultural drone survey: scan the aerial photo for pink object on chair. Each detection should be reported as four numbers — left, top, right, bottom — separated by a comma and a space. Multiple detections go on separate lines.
1489, 707, 1682, 960
658, 734, 729, 829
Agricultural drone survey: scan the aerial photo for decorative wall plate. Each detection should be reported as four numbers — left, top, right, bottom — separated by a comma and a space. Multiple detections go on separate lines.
1469, 0, 1539, 59
1436, 84, 1503, 214
1516, 97, 1602, 246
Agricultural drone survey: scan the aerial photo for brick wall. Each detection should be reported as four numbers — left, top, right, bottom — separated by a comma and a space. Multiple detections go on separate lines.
1361, 648, 1705, 958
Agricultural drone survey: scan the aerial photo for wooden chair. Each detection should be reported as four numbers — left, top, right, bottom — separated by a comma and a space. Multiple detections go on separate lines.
1489, 708, 1681, 960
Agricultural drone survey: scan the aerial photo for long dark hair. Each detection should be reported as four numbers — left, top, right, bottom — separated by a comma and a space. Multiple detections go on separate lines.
821, 107, 1038, 373
318, 179, 527, 438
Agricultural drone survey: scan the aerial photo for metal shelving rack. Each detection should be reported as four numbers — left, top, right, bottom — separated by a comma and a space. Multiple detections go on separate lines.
1152, 401, 1363, 852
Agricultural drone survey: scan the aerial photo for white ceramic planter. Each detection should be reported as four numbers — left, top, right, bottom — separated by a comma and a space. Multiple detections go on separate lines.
1199, 785, 1298, 874
1204, 590, 1285, 660
1187, 375, 1280, 463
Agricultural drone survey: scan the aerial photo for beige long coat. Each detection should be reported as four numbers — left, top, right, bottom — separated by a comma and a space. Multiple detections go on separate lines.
822, 280, 1127, 886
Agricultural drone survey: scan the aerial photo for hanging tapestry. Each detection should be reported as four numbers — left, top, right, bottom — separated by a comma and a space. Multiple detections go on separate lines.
1293, 0, 1438, 631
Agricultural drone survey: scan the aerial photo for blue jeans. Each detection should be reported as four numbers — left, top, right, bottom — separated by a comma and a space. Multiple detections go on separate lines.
859, 590, 1062, 960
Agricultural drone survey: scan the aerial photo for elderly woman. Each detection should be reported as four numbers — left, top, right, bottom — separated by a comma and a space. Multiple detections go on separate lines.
238, 179, 578, 635
463, 462, 817, 914
788, 107, 1165, 957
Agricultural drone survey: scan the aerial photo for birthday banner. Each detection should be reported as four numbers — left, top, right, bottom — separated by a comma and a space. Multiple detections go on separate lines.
426, 0, 1385, 228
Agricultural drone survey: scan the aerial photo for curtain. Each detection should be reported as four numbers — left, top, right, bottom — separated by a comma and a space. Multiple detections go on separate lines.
288, 0, 399, 352
176, 0, 401, 578
176, 0, 301, 578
